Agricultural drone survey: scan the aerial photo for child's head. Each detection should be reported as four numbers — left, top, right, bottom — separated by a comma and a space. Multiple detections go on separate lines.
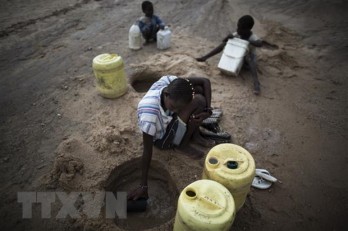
237, 15, 254, 39
164, 78, 195, 112
142, 1, 154, 17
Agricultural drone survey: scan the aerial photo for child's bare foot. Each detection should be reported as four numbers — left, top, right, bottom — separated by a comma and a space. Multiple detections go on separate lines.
175, 144, 205, 159
143, 40, 150, 46
143, 39, 155, 46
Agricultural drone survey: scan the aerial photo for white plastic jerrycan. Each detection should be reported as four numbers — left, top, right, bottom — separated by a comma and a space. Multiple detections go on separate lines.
218, 38, 249, 76
129, 24, 142, 50
156, 26, 171, 50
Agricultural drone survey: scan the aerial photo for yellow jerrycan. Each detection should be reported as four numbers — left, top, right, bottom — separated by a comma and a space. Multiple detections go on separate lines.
92, 53, 127, 99
203, 143, 255, 211
173, 179, 235, 231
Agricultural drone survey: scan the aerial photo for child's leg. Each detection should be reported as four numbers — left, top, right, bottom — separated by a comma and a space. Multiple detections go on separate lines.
245, 52, 260, 95
141, 29, 152, 43
143, 23, 157, 43
151, 25, 160, 41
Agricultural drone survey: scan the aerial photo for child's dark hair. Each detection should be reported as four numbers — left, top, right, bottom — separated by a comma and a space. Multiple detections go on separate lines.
238, 15, 254, 30
142, 1, 153, 11
167, 78, 195, 104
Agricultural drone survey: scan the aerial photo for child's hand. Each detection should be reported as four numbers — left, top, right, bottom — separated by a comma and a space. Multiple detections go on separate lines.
127, 185, 149, 201
196, 57, 206, 62
262, 41, 279, 50
189, 112, 211, 125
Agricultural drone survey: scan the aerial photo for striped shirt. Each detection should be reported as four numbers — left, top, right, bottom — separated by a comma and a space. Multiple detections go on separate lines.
137, 75, 178, 140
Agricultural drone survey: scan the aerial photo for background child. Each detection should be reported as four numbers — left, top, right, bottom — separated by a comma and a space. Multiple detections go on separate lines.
197, 15, 277, 95
138, 1, 165, 44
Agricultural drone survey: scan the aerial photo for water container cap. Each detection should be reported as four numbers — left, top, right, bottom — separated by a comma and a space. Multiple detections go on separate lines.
208, 157, 219, 165
93, 53, 121, 65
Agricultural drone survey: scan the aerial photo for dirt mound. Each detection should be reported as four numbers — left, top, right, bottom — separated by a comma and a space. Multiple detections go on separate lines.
90, 125, 136, 156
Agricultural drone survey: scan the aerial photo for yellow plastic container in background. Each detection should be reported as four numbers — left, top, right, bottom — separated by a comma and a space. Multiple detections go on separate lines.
92, 53, 127, 99
203, 143, 255, 211
173, 179, 235, 231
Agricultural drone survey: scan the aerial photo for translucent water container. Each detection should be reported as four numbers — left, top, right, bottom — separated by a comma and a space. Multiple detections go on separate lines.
218, 38, 249, 76
203, 143, 255, 211
156, 27, 171, 50
92, 53, 127, 99
129, 24, 142, 50
173, 179, 235, 231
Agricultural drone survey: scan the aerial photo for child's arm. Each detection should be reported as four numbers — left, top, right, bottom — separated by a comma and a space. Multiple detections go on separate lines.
196, 34, 233, 62
261, 40, 279, 49
127, 132, 153, 200
249, 39, 263, 47
138, 17, 150, 32
140, 132, 153, 190
249, 40, 278, 49
222, 33, 234, 43
196, 41, 227, 62
182, 77, 213, 130
249, 37, 278, 49
187, 77, 212, 109
154, 15, 165, 29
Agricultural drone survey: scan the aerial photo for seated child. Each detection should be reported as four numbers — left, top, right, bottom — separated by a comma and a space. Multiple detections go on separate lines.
128, 75, 215, 201
197, 15, 276, 95
138, 1, 165, 44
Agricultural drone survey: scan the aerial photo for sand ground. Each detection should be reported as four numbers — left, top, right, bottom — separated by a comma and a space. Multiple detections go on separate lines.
0, 0, 347, 230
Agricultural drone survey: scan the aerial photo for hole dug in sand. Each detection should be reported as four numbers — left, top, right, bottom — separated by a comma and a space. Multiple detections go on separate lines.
129, 53, 211, 93
129, 68, 161, 93
105, 158, 178, 230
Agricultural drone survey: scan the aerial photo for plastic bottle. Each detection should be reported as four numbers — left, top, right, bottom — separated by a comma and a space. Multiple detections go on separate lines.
156, 26, 171, 50
129, 24, 142, 50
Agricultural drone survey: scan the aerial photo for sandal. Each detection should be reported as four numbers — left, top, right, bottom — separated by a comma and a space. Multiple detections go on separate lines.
199, 126, 231, 143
